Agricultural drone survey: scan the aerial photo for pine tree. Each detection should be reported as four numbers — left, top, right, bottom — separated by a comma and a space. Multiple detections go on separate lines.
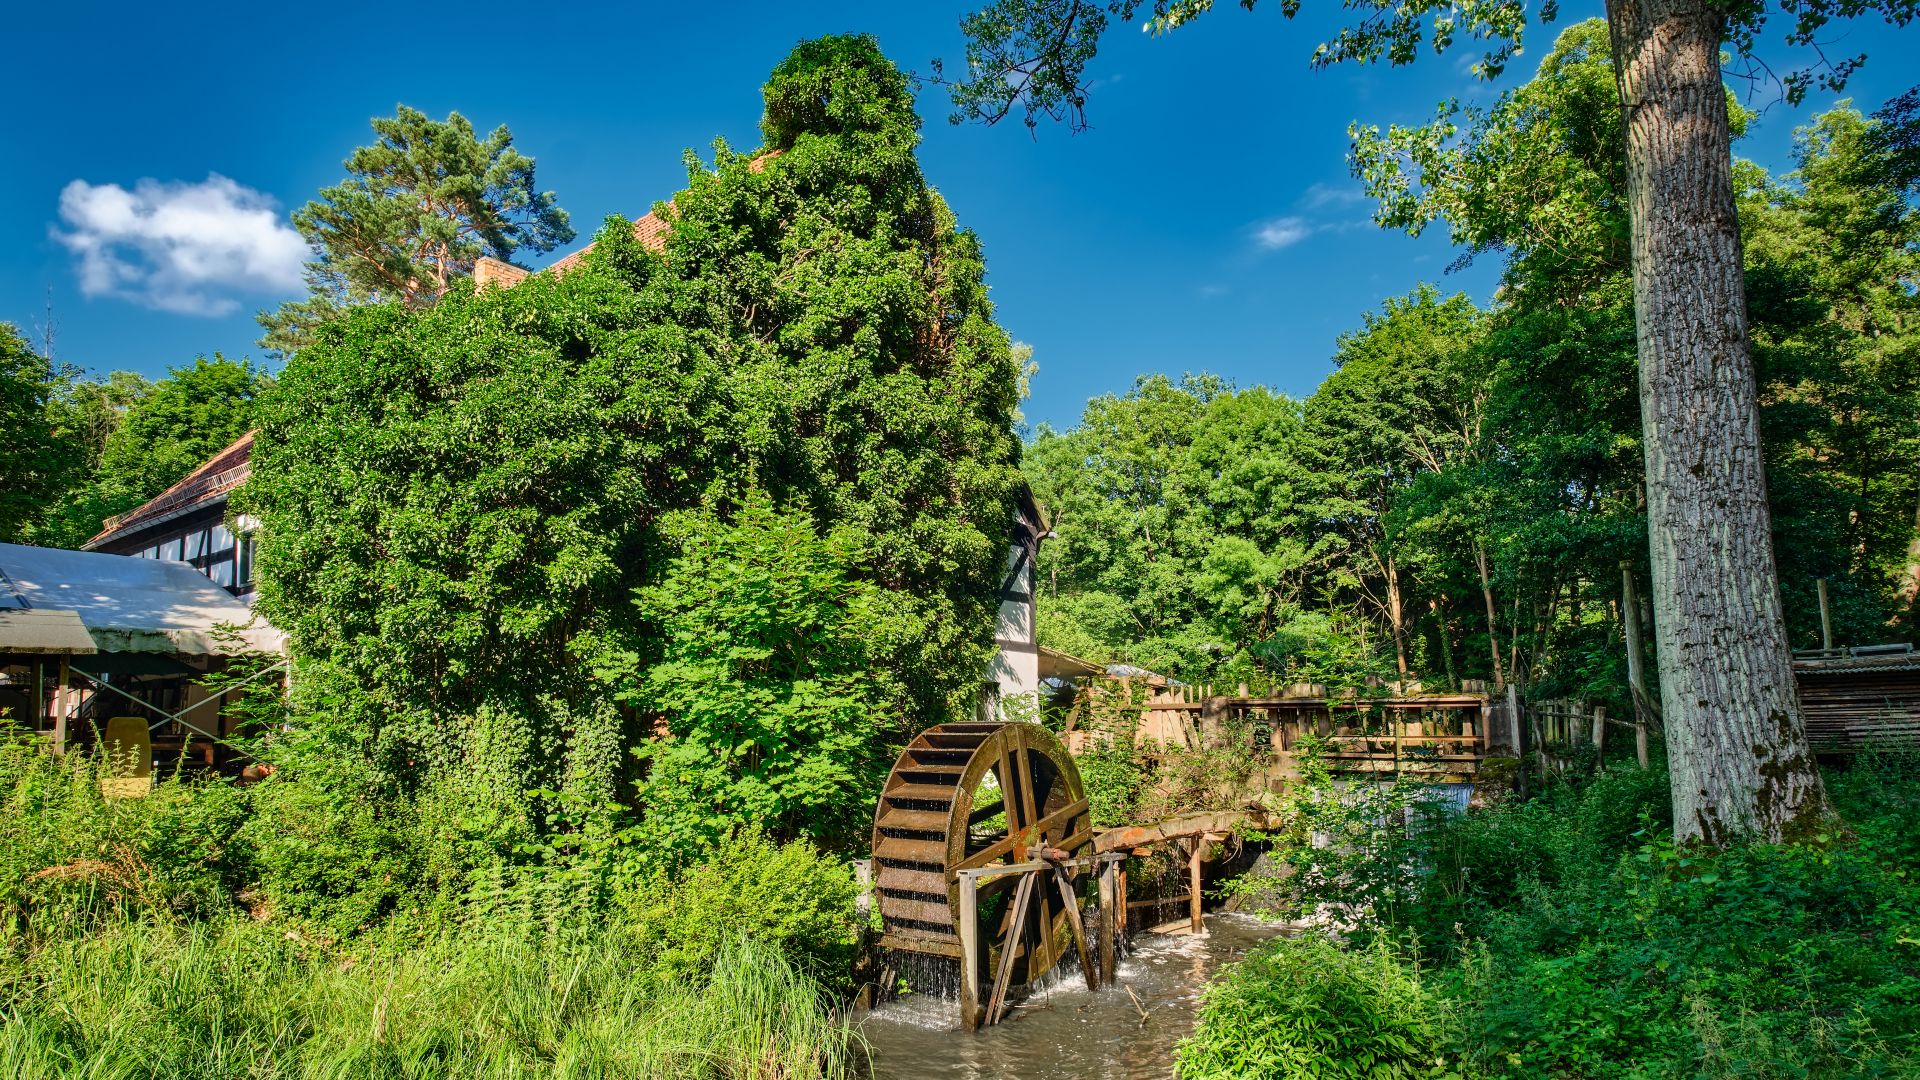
257, 106, 573, 358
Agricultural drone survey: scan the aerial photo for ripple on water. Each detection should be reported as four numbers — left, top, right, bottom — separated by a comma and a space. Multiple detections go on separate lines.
858, 914, 1283, 1080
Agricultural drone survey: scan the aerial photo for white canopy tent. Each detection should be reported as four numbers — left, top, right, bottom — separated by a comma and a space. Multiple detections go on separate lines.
0, 543, 282, 657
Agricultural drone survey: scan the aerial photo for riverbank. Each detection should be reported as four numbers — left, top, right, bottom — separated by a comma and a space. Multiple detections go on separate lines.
1178, 754, 1920, 1078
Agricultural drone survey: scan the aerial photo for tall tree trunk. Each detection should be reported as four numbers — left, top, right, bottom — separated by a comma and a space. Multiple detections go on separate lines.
1606, 0, 1825, 844
1429, 598, 1459, 688
1902, 490, 1920, 612
1386, 554, 1410, 680
1474, 542, 1506, 688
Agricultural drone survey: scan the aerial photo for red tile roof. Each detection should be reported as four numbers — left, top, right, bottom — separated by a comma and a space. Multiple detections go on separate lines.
85, 432, 254, 550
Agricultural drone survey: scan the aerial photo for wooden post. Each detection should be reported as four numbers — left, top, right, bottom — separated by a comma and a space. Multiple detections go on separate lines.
1188, 839, 1205, 934
959, 871, 981, 1030
1096, 858, 1118, 985
1817, 578, 1834, 652
1591, 705, 1607, 770
53, 654, 70, 754
1507, 682, 1528, 797
1116, 861, 1128, 947
1053, 865, 1097, 992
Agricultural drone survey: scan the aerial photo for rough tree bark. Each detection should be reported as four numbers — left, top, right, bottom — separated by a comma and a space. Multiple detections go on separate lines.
1605, 0, 1826, 843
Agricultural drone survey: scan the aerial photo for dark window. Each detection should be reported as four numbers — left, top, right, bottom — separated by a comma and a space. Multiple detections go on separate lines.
237, 534, 254, 587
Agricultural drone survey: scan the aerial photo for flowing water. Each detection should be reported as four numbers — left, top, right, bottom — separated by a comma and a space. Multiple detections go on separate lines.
859, 914, 1283, 1079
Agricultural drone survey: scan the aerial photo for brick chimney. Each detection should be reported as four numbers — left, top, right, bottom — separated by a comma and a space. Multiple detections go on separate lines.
474, 256, 530, 291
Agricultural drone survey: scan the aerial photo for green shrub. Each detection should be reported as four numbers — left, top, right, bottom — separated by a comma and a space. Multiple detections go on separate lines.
0, 728, 248, 936
240, 768, 428, 939
622, 828, 861, 991
1177, 934, 1454, 1080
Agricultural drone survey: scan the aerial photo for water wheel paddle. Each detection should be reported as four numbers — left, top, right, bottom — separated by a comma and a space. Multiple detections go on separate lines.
871, 721, 1093, 990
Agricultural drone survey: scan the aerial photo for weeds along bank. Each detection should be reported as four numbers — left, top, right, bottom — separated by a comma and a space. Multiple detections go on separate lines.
1177, 752, 1920, 1079
0, 732, 867, 1079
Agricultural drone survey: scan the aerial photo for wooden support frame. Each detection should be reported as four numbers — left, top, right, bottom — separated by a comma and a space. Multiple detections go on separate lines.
956, 851, 1127, 1030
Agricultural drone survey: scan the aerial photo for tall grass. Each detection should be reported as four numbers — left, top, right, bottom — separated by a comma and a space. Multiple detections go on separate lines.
0, 725, 867, 1079
0, 922, 865, 1079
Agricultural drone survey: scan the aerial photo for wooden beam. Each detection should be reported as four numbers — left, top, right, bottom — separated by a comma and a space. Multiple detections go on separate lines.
1096, 859, 1118, 985
1092, 810, 1249, 854
959, 872, 982, 1030
985, 872, 1036, 1027
949, 799, 1090, 872
53, 654, 70, 754
1053, 864, 1097, 992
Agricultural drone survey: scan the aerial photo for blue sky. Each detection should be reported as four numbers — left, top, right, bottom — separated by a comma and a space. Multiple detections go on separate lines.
6, 2, 1916, 431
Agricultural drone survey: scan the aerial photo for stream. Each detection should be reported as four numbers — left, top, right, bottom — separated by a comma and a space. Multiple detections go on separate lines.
860, 914, 1283, 1079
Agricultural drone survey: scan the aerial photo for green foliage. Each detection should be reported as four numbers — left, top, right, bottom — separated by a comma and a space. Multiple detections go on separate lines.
0, 724, 249, 936
1027, 375, 1344, 683
0, 922, 864, 1079
15, 354, 264, 550
623, 828, 861, 991
761, 33, 917, 149
258, 105, 574, 358
1226, 735, 1454, 934
1029, 38, 1920, 703
240, 766, 429, 940
624, 494, 903, 860
1177, 934, 1454, 1080
1214, 754, 1920, 1078
244, 38, 1022, 830
0, 325, 80, 544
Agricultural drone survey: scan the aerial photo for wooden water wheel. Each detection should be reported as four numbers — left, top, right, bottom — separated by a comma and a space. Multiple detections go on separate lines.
871, 722, 1094, 1005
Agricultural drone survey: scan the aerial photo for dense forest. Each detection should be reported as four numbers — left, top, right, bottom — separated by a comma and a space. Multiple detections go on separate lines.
1028, 23, 1920, 707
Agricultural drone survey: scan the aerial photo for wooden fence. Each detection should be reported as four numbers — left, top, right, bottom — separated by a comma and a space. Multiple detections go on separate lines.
1527, 697, 1650, 775
1063, 678, 1492, 786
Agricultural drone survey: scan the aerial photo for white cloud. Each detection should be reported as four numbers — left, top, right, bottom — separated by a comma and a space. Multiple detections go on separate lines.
1298, 182, 1369, 211
53, 174, 307, 316
1253, 216, 1312, 250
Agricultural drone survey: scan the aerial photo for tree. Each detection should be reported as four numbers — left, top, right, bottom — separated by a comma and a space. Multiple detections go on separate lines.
630, 492, 903, 862
1307, 287, 1485, 681
944, 0, 1917, 844
95, 356, 267, 504
258, 106, 574, 358
243, 37, 1023, 840
0, 324, 80, 544
23, 357, 266, 549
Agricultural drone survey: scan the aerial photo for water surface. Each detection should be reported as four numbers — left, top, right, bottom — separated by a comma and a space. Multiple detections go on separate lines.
860, 914, 1281, 1080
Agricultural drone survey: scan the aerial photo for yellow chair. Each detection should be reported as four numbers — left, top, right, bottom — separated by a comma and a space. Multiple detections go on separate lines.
100, 716, 153, 799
